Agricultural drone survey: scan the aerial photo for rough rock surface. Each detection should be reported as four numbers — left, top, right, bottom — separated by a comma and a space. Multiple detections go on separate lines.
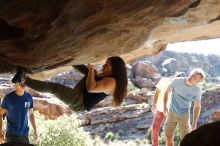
33, 98, 72, 120
138, 51, 220, 81
130, 61, 160, 89
0, 0, 220, 74
0, 74, 219, 141
131, 61, 158, 78
78, 87, 220, 140
79, 104, 153, 140
198, 87, 220, 124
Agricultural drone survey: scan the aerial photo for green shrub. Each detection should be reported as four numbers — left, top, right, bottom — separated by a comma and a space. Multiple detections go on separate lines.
146, 127, 152, 143
104, 132, 114, 141
29, 112, 93, 146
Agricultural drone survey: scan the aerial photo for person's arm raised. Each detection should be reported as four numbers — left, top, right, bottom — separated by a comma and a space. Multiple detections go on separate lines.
72, 65, 89, 75
86, 64, 116, 94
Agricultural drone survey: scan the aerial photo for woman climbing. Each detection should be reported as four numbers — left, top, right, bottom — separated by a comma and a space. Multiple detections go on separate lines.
12, 56, 128, 111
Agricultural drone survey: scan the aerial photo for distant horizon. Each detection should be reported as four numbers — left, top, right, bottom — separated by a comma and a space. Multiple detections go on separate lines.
166, 38, 220, 56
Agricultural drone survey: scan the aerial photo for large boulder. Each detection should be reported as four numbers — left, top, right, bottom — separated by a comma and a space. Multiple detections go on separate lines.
131, 61, 158, 78
34, 98, 72, 120
0, 0, 220, 75
130, 61, 160, 89
162, 58, 179, 73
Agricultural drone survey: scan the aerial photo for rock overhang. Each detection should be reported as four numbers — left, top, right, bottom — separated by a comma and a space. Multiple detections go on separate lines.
0, 0, 219, 74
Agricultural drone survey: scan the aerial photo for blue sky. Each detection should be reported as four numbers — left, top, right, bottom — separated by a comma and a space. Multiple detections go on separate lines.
166, 38, 220, 56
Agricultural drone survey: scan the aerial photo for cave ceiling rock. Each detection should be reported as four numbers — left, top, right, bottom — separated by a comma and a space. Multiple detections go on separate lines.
0, 0, 220, 78
122, 0, 220, 62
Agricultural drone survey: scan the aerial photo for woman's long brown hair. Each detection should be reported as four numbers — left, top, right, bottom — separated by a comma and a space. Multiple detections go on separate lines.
108, 56, 128, 106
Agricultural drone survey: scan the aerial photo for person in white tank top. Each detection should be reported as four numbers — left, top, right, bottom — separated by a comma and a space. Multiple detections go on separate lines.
151, 72, 186, 146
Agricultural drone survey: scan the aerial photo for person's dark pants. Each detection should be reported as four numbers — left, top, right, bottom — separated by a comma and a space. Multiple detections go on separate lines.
6, 134, 29, 144
21, 65, 89, 112
24, 77, 86, 111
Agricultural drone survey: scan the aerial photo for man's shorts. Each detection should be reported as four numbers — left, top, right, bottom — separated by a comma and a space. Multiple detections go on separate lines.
164, 112, 191, 139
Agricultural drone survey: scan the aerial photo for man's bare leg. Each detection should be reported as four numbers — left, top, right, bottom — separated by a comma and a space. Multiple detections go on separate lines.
166, 136, 173, 146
